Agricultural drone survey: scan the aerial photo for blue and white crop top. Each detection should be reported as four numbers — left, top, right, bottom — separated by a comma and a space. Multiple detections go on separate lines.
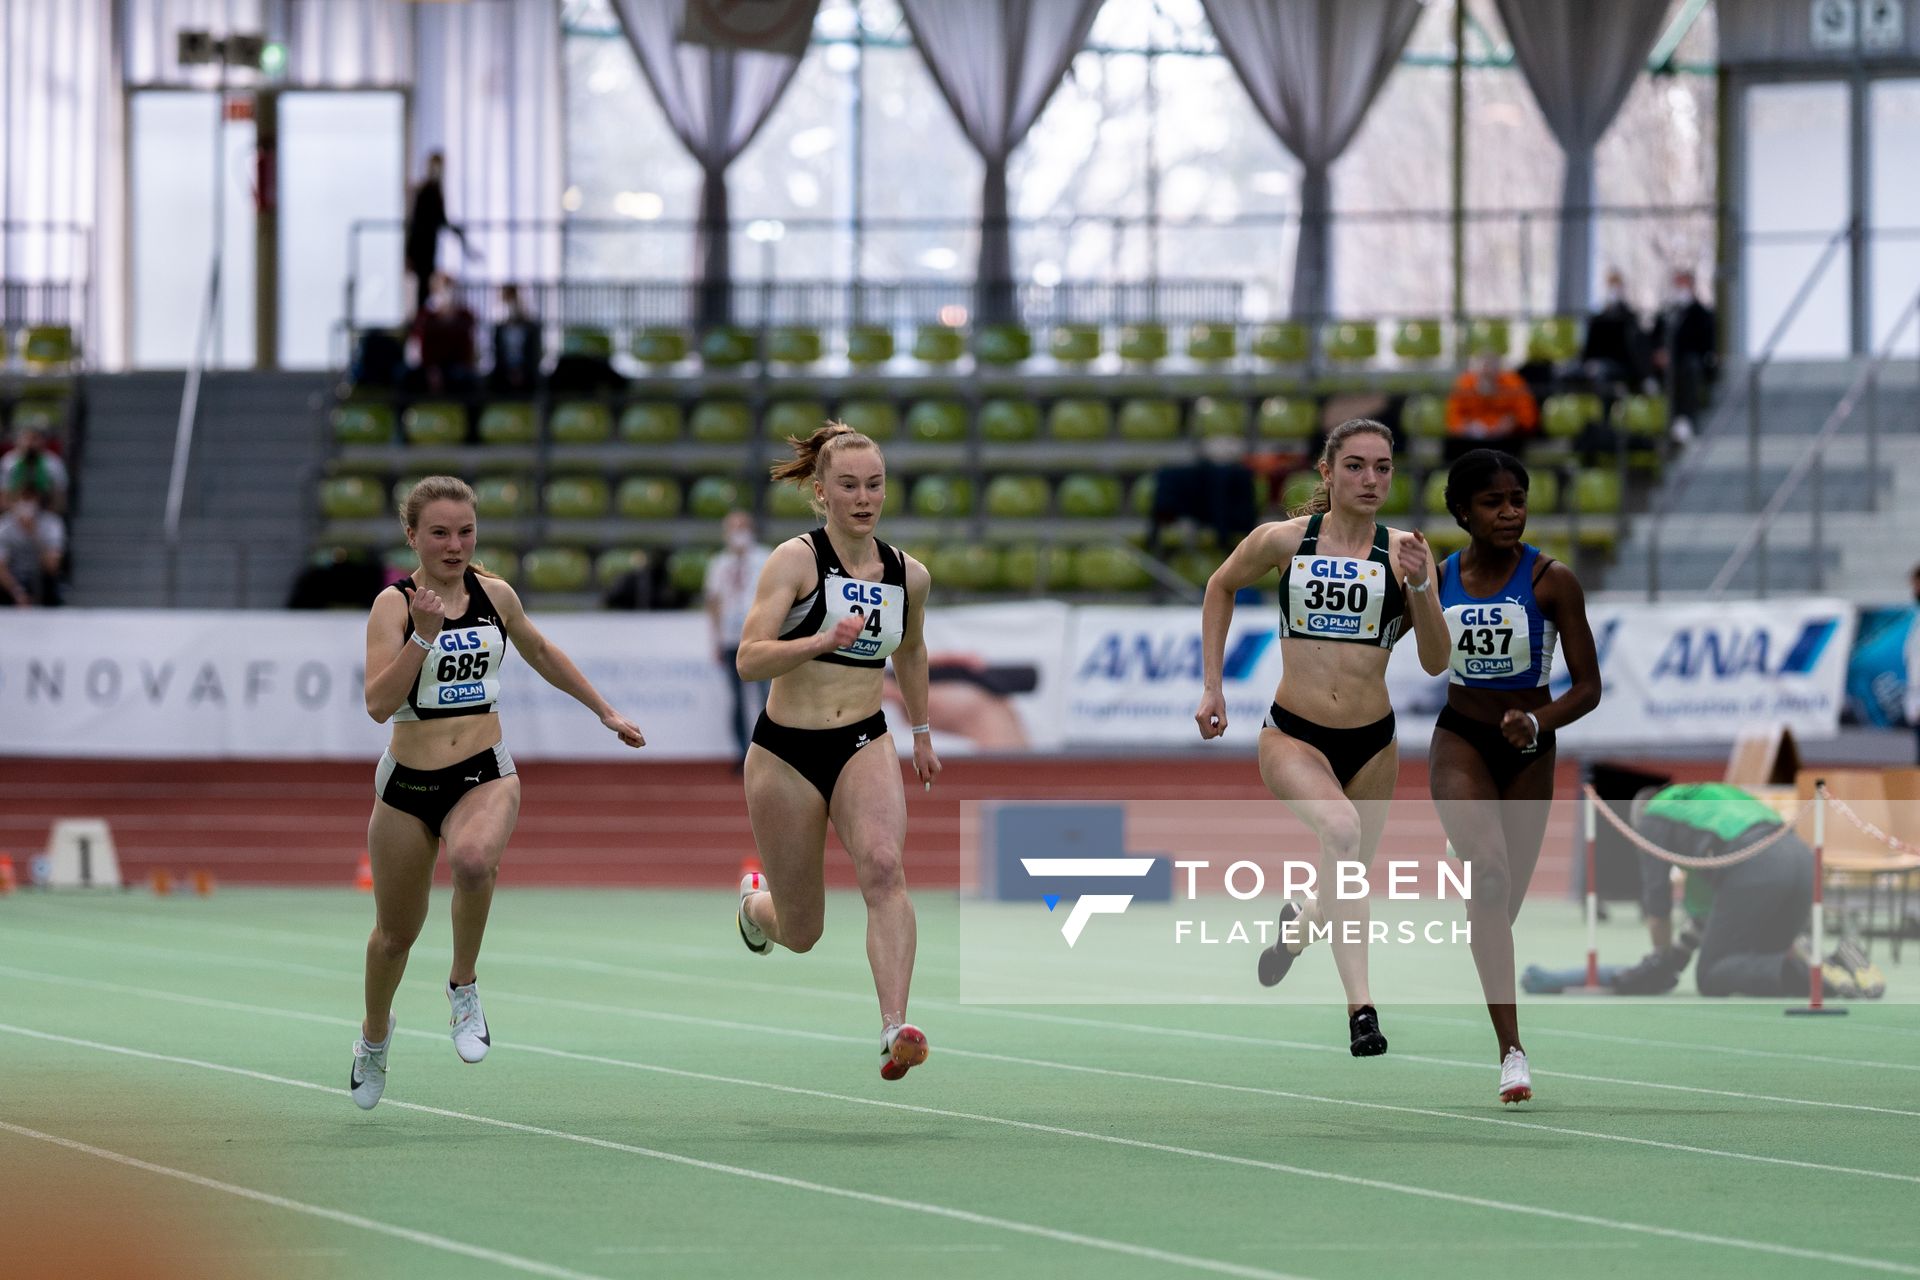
393, 569, 508, 720
1275, 513, 1408, 648
777, 529, 908, 668
1437, 544, 1558, 688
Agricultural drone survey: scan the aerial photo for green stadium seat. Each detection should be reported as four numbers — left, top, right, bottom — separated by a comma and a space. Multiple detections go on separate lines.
700, 327, 756, 367
1426, 526, 1470, 558
1001, 543, 1074, 592
1252, 321, 1309, 363
1074, 543, 1150, 592
473, 548, 520, 582
1463, 317, 1511, 358
1423, 469, 1451, 518
1281, 472, 1320, 514
403, 402, 466, 446
562, 327, 612, 359
767, 326, 822, 365
1572, 468, 1622, 515
847, 325, 895, 366
837, 398, 899, 441
1257, 396, 1316, 442
23, 325, 73, 371
690, 400, 753, 444
932, 543, 1001, 591
913, 324, 965, 365
595, 547, 652, 590
550, 401, 612, 445
1118, 323, 1168, 363
1171, 546, 1228, 588
321, 475, 384, 520
11, 397, 67, 434
477, 402, 538, 446
909, 474, 974, 517
667, 547, 715, 595
1525, 468, 1560, 515
1057, 473, 1122, 518
984, 474, 1049, 519
474, 475, 533, 519
332, 403, 394, 445
1047, 397, 1112, 440
619, 401, 682, 444
765, 399, 827, 443
631, 327, 688, 365
1541, 394, 1587, 441
616, 475, 682, 519
1191, 395, 1249, 438
388, 475, 431, 515
383, 545, 420, 576
1530, 316, 1581, 363
1187, 322, 1237, 362
1378, 472, 1414, 516
980, 397, 1040, 443
974, 324, 1033, 366
767, 480, 817, 519
543, 475, 609, 519
1130, 473, 1157, 517
1614, 393, 1669, 437
1323, 321, 1378, 363
1116, 397, 1178, 441
1392, 319, 1444, 361
688, 475, 745, 519
1402, 393, 1447, 440
523, 547, 590, 593
906, 399, 967, 444
1050, 323, 1101, 363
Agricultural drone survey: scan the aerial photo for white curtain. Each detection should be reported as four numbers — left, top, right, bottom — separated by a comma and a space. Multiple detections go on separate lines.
607, 0, 819, 326
2, 0, 122, 366
1200, 0, 1420, 320
896, 0, 1102, 322
1494, 0, 1670, 315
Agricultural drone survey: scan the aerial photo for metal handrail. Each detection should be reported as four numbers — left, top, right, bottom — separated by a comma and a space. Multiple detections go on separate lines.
162, 257, 221, 594
1643, 220, 1853, 600
1704, 286, 1920, 598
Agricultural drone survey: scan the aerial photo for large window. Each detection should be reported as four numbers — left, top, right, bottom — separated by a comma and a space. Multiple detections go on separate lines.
559, 0, 1720, 319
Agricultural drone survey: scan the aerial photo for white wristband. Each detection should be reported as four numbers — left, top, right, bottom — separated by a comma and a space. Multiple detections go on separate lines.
411, 631, 435, 653
1405, 577, 1430, 594
911, 723, 931, 735
1524, 711, 1541, 743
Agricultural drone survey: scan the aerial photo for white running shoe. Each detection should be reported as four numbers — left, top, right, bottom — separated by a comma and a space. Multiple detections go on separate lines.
1498, 1047, 1533, 1105
350, 1014, 396, 1111
738, 871, 771, 956
449, 981, 490, 1063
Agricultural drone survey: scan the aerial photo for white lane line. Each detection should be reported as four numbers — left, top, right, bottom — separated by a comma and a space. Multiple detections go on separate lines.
13, 964, 1914, 1189
3, 1020, 1913, 1277
0, 1022, 1310, 1280
1393, 1011, 1920, 1072
10, 925, 1920, 1122
0, 1120, 614, 1280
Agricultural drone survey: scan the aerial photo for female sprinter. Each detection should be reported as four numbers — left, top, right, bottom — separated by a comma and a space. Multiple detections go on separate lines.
1195, 419, 1450, 1055
351, 476, 646, 1110
734, 423, 940, 1080
1430, 449, 1600, 1103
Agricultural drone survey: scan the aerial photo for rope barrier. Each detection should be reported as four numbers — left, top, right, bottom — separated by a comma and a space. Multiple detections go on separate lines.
1820, 790, 1920, 858
1579, 783, 1800, 870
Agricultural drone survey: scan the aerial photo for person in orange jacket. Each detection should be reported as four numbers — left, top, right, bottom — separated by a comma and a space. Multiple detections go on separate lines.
1445, 352, 1537, 462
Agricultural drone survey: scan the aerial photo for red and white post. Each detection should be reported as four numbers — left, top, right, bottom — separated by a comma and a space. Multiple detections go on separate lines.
1571, 788, 1607, 994
1788, 781, 1847, 1017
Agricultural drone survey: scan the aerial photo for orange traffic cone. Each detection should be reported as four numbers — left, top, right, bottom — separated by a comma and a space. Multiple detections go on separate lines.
191, 869, 216, 897
355, 852, 374, 892
0, 854, 16, 896
149, 869, 175, 896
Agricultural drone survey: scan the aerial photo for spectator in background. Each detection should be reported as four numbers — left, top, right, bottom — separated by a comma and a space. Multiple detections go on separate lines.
1150, 433, 1259, 554
404, 151, 468, 317
1580, 268, 1650, 392
1651, 268, 1717, 444
410, 273, 478, 397
1905, 562, 1920, 764
704, 511, 772, 767
1445, 351, 1537, 462
0, 426, 69, 514
0, 491, 65, 606
489, 285, 544, 396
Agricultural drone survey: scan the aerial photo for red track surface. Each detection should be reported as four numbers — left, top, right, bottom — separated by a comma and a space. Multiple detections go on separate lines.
0, 756, 1725, 893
